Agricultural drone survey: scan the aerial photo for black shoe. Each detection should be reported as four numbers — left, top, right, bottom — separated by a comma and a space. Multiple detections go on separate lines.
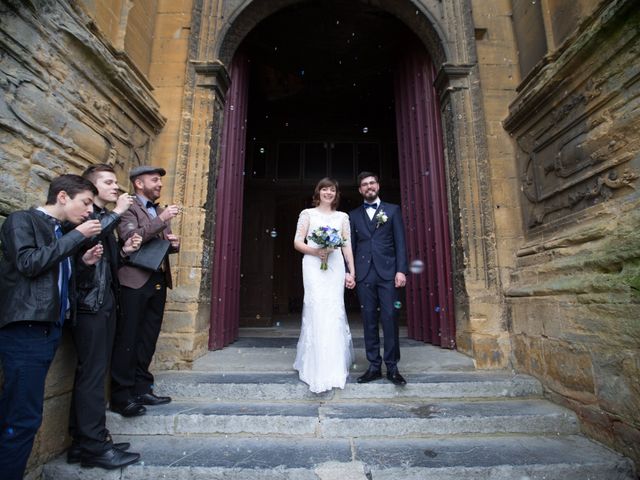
387, 370, 407, 386
67, 442, 131, 464
357, 368, 383, 383
135, 392, 171, 406
111, 400, 147, 417
80, 446, 140, 469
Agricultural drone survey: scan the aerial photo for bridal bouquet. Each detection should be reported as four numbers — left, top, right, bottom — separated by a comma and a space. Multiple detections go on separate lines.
308, 226, 345, 270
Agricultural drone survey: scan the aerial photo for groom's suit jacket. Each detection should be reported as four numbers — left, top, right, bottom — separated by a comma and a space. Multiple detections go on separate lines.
349, 201, 408, 282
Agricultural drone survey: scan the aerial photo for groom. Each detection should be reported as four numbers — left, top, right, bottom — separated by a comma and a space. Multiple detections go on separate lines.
350, 172, 408, 386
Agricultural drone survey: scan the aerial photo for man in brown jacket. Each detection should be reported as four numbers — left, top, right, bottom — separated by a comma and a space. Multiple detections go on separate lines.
110, 166, 180, 417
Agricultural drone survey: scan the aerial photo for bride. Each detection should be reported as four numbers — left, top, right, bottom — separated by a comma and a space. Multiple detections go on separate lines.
293, 178, 356, 393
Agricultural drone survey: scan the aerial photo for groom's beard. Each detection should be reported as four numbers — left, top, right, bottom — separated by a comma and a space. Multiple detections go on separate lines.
363, 192, 378, 202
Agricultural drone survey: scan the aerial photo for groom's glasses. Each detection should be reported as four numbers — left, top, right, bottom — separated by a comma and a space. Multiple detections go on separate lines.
360, 180, 378, 187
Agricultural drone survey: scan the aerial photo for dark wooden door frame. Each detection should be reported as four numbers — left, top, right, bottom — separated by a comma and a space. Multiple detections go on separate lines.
209, 48, 456, 349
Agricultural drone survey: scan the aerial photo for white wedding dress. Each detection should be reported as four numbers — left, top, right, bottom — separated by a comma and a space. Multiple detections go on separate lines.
293, 208, 354, 393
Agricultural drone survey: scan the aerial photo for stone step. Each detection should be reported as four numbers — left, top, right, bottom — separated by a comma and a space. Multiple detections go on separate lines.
43, 434, 636, 480
153, 371, 542, 401
106, 399, 578, 437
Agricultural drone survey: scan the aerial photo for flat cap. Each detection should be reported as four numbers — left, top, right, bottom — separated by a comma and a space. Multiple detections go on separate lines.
129, 165, 166, 181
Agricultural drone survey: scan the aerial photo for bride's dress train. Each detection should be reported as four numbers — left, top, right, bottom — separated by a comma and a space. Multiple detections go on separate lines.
293, 209, 354, 393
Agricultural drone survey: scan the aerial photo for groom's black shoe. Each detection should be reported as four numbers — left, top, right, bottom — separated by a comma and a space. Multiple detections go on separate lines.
357, 368, 382, 383
387, 369, 407, 386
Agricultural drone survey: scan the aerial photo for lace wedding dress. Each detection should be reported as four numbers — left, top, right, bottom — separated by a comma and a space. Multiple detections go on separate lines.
293, 208, 354, 393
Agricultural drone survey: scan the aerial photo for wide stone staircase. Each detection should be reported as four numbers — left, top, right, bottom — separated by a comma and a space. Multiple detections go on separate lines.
43, 326, 636, 479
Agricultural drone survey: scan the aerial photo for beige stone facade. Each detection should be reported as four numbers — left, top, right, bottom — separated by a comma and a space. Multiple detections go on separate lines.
0, 0, 638, 474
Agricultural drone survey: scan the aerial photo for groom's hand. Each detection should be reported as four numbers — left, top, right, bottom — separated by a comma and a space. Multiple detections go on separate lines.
345, 273, 356, 289
395, 272, 407, 288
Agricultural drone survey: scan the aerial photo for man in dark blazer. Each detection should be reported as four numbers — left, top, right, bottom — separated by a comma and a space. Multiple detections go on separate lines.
349, 172, 408, 386
110, 165, 180, 416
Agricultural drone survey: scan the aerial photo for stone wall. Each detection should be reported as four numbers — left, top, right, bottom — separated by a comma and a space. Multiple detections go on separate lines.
504, 0, 640, 467
0, 0, 163, 472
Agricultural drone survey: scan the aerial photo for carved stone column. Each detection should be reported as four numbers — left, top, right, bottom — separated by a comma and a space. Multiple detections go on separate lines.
435, 61, 508, 368
159, 61, 230, 366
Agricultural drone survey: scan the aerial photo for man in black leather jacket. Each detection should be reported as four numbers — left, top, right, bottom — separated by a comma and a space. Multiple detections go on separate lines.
67, 164, 142, 470
0, 174, 102, 480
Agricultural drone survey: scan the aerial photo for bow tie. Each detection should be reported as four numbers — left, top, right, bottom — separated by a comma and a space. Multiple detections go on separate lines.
146, 201, 159, 209
364, 203, 378, 209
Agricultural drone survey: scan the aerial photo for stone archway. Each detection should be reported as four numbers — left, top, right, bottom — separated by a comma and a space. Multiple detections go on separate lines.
173, 0, 507, 368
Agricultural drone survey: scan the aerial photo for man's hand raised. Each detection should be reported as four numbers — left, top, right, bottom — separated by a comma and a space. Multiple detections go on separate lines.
82, 243, 103, 265
75, 219, 102, 238
113, 193, 134, 215
159, 205, 180, 222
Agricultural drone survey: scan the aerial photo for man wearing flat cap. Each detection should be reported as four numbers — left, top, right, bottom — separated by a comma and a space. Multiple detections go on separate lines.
110, 165, 180, 416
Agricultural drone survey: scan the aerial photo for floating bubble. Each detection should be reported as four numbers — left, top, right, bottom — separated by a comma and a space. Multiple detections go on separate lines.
435, 306, 441, 313
362, 127, 368, 133
256, 314, 261, 320
259, 147, 265, 154
230, 105, 234, 111
276, 322, 281, 327
394, 301, 402, 309
270, 229, 278, 238
409, 259, 425, 274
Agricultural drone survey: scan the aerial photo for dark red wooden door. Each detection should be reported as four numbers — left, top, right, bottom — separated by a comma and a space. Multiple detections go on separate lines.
394, 48, 456, 348
209, 52, 250, 349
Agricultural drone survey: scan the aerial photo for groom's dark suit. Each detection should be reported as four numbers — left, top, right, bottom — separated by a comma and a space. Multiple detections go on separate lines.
349, 201, 407, 372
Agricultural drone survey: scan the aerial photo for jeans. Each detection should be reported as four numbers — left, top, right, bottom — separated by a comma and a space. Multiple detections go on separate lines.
0, 322, 62, 480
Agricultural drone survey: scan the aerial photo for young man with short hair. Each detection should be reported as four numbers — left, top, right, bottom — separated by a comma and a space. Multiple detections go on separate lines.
67, 164, 143, 469
349, 172, 408, 386
0, 174, 103, 480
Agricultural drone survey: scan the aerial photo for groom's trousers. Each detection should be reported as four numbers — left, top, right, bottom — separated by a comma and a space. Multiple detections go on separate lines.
356, 268, 400, 371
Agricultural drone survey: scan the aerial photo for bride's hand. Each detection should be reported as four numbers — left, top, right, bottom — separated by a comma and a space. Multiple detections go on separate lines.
317, 248, 331, 261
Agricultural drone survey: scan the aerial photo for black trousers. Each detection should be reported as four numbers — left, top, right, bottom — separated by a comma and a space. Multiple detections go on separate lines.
356, 267, 401, 371
111, 272, 166, 406
69, 291, 116, 453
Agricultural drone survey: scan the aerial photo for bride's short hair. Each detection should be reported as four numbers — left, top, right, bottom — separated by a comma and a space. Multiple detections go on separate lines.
312, 177, 340, 210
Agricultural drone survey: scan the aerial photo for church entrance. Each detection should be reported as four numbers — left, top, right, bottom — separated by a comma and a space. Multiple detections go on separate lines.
209, 1, 455, 350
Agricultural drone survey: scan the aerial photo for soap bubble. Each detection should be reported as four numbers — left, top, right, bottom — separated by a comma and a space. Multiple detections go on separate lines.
362, 127, 368, 133
259, 147, 265, 154
394, 301, 402, 309
435, 306, 441, 313
270, 229, 278, 238
409, 259, 424, 274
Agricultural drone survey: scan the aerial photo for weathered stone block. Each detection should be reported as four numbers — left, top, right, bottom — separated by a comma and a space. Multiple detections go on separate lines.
471, 333, 510, 368
162, 310, 197, 334
157, 0, 193, 14
590, 348, 640, 423
155, 13, 192, 39
542, 339, 596, 402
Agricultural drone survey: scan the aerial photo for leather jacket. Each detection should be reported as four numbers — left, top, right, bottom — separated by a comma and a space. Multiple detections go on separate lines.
0, 208, 87, 328
75, 206, 122, 313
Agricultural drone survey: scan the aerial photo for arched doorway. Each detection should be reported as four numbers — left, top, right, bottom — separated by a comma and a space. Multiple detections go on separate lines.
209, 1, 455, 350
